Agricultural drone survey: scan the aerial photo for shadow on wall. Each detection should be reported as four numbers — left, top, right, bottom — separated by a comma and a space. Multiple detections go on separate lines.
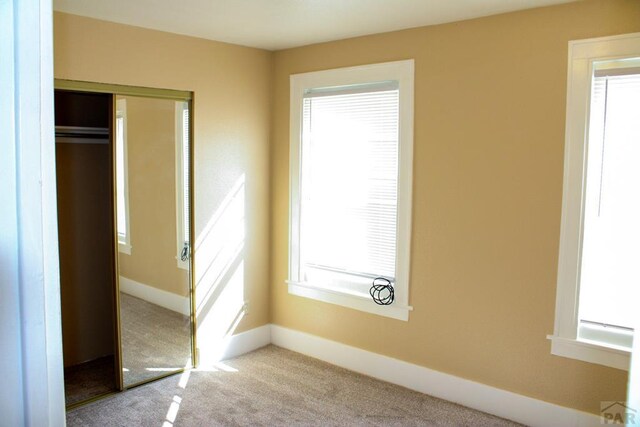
194, 174, 246, 364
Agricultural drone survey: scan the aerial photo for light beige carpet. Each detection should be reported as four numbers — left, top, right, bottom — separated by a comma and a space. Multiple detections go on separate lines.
67, 345, 521, 426
120, 292, 192, 387
63, 293, 192, 406
64, 356, 116, 406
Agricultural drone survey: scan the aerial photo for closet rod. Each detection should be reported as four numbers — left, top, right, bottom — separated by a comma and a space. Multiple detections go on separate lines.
55, 125, 109, 145
55, 125, 109, 136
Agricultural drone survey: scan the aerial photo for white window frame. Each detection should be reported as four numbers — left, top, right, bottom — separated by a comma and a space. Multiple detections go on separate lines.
287, 60, 414, 321
548, 32, 640, 371
175, 101, 190, 270
116, 98, 132, 255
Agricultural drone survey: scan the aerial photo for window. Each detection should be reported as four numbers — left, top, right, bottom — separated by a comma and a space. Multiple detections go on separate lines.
175, 101, 190, 269
549, 33, 640, 370
116, 98, 131, 255
288, 60, 414, 321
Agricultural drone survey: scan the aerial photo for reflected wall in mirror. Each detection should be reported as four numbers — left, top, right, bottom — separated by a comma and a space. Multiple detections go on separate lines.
115, 95, 192, 387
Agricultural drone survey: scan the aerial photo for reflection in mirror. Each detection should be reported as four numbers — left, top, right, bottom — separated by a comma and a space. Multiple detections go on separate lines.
115, 95, 192, 387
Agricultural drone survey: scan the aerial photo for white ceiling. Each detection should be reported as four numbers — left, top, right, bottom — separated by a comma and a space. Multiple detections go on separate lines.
53, 0, 576, 51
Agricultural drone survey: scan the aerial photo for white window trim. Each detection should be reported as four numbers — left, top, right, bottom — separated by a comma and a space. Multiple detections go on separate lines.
288, 59, 414, 321
116, 98, 132, 255
548, 32, 640, 371
175, 101, 189, 270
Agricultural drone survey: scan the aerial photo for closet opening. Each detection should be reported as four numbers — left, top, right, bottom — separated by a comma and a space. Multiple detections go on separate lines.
55, 90, 119, 406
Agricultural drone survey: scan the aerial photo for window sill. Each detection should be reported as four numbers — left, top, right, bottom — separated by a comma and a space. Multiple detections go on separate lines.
118, 242, 132, 255
547, 335, 630, 371
287, 280, 411, 321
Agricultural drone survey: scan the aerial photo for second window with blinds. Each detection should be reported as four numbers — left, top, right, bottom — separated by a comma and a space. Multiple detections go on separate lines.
288, 60, 414, 321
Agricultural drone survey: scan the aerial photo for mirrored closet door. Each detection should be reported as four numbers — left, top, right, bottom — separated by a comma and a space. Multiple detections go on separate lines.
55, 82, 195, 408
115, 95, 193, 387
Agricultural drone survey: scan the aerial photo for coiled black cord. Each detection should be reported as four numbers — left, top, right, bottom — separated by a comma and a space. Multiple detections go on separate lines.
369, 277, 394, 305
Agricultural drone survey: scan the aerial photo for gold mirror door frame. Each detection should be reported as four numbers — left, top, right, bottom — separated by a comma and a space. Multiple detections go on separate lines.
55, 80, 197, 390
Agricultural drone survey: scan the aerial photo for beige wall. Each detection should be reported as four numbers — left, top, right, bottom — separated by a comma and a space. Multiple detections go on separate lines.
270, 0, 640, 414
117, 96, 188, 296
54, 12, 272, 336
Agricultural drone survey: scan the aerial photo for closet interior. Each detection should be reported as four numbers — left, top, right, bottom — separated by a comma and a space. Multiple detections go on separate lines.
54, 83, 195, 408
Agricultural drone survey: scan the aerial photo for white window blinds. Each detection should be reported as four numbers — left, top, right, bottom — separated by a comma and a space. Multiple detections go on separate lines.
175, 101, 191, 268
181, 104, 190, 243
578, 68, 640, 347
116, 115, 126, 240
299, 83, 400, 295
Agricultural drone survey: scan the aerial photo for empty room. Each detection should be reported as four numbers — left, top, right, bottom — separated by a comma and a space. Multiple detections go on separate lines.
2, 0, 640, 425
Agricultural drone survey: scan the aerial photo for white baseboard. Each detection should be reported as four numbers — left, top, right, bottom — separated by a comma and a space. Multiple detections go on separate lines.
270, 325, 601, 427
197, 324, 272, 365
119, 276, 190, 316
218, 324, 272, 362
